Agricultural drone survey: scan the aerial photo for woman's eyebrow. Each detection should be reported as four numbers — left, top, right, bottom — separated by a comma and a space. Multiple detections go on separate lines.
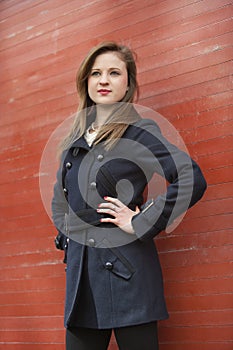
91, 67, 122, 70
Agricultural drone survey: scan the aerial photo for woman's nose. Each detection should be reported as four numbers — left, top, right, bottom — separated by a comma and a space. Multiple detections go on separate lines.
99, 73, 109, 84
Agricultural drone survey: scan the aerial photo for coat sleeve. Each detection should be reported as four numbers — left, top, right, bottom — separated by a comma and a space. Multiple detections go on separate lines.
131, 119, 207, 241
51, 153, 69, 251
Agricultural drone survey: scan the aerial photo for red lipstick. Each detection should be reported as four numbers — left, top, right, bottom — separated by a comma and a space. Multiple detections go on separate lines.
98, 89, 111, 95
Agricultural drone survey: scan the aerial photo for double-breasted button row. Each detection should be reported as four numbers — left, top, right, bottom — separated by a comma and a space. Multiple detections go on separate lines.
97, 154, 104, 161
105, 262, 113, 270
90, 182, 97, 189
66, 162, 72, 169
63, 188, 68, 195
88, 238, 95, 247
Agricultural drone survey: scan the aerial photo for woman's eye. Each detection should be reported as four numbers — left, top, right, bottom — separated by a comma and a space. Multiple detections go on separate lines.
110, 71, 120, 76
91, 71, 100, 76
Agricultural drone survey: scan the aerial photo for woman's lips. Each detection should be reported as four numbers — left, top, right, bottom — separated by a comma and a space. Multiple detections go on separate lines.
98, 89, 111, 95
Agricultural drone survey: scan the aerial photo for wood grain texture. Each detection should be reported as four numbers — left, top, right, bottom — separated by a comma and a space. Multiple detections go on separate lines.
1, 0, 232, 349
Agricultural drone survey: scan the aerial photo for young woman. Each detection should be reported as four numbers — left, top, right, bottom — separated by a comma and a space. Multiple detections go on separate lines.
52, 42, 207, 350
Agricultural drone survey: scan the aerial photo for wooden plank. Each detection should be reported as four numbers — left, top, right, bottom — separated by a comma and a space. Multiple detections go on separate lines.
159, 344, 233, 350
175, 213, 233, 234
0, 275, 65, 292
0, 303, 64, 317
0, 345, 65, 350
163, 261, 233, 281
165, 294, 233, 312
0, 237, 60, 257
172, 105, 233, 130
197, 148, 233, 169
206, 182, 233, 200
156, 90, 233, 115
205, 166, 233, 185
164, 309, 233, 326
0, 251, 61, 269
159, 243, 233, 267
0, 315, 63, 329
157, 228, 233, 251
0, 289, 65, 305
159, 325, 233, 342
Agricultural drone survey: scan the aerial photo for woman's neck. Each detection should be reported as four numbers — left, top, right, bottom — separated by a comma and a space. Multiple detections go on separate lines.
94, 104, 115, 127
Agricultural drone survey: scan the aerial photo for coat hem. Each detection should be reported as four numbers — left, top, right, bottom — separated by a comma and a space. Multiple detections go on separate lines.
65, 313, 169, 330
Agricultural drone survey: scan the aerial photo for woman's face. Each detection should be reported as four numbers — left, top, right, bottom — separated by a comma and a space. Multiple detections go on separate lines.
87, 52, 129, 105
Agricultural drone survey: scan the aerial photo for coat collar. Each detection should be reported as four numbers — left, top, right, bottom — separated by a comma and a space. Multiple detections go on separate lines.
70, 136, 91, 151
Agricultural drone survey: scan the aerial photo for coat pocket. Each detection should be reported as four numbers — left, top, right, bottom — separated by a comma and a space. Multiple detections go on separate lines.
98, 245, 136, 280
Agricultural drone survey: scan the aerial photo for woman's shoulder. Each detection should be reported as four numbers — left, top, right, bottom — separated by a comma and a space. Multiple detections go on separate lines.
133, 118, 161, 131
125, 118, 162, 140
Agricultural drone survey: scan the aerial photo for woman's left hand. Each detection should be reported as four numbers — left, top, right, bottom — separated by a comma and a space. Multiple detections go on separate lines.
97, 196, 140, 234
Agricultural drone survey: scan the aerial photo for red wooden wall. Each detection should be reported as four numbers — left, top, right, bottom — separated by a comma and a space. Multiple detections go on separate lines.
1, 0, 232, 349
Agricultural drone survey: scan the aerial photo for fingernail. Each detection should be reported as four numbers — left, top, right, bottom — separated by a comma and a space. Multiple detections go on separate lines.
104, 196, 108, 200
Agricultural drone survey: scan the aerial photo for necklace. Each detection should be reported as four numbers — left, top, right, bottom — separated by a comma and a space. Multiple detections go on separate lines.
91, 122, 98, 131
87, 122, 99, 135
91, 122, 101, 132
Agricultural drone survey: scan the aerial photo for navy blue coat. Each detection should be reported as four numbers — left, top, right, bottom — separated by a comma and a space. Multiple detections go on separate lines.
52, 117, 207, 329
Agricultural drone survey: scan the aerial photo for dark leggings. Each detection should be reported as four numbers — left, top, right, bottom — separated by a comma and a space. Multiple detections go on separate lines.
66, 321, 159, 350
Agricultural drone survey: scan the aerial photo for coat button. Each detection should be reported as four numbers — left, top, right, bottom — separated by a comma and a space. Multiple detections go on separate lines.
88, 238, 95, 247
63, 188, 68, 195
66, 162, 72, 169
105, 262, 113, 270
90, 182, 97, 189
97, 154, 104, 161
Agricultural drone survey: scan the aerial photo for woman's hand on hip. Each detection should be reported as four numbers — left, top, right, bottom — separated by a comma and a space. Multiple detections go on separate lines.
97, 196, 140, 234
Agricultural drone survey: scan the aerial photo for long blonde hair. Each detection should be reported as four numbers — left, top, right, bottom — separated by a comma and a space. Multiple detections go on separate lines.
59, 41, 140, 153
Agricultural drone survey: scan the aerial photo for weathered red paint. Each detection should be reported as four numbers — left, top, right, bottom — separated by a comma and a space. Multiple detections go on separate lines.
1, 0, 232, 349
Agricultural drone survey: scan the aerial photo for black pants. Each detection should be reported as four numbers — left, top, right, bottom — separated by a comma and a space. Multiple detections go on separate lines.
66, 321, 159, 350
